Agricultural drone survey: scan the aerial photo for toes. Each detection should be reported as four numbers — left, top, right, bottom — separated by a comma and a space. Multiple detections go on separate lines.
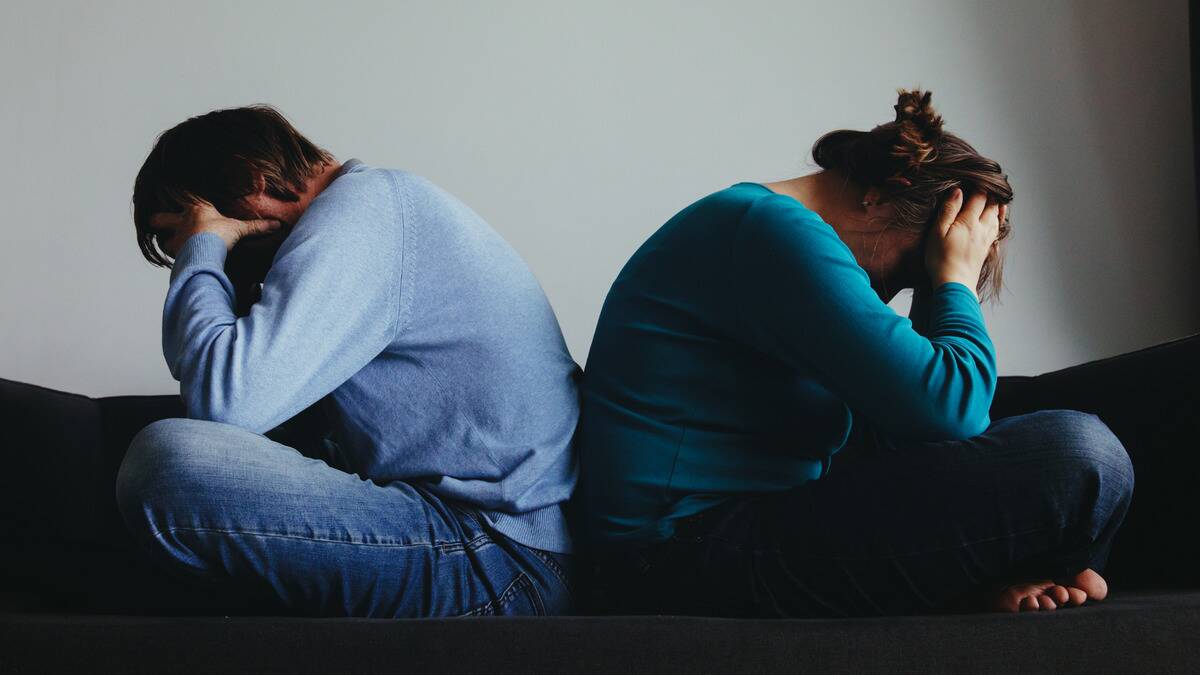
1069, 569, 1109, 601
1020, 595, 1039, 612
1037, 594, 1058, 611
1066, 586, 1088, 606
1048, 585, 1070, 605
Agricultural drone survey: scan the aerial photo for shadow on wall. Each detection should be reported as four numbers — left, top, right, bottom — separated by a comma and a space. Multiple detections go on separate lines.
964, 0, 1199, 362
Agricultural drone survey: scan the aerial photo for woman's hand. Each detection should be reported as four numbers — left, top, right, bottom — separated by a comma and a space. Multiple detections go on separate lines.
924, 187, 1006, 299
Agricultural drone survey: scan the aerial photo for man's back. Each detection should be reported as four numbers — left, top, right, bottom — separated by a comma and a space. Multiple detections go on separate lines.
161, 158, 581, 555
327, 161, 582, 552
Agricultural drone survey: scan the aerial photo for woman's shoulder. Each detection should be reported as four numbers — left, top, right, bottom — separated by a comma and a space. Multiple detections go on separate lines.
695, 181, 830, 223
726, 185, 852, 261
667, 181, 797, 228
696, 181, 777, 209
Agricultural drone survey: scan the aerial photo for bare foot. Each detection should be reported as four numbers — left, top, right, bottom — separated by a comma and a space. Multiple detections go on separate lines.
985, 568, 1108, 613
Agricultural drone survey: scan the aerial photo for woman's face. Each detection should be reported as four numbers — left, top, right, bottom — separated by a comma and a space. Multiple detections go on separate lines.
857, 225, 928, 303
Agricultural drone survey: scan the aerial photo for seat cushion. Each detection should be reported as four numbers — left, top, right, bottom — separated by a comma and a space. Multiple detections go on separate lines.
2, 590, 1198, 673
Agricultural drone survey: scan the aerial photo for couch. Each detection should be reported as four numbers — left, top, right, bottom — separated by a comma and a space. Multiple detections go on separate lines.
2, 331, 1199, 673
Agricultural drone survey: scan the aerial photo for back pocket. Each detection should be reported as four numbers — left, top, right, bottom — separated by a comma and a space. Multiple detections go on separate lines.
460, 572, 546, 617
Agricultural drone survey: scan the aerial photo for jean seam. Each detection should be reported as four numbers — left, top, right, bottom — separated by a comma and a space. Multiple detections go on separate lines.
528, 548, 573, 610
529, 548, 571, 589
433, 532, 494, 554
154, 526, 439, 549
152, 524, 497, 554
525, 578, 547, 616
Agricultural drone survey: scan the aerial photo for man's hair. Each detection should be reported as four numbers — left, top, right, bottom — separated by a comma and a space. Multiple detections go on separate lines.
131, 104, 335, 268
811, 88, 1014, 304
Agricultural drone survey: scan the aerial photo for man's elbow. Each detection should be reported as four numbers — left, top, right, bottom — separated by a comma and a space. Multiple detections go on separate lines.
183, 393, 272, 434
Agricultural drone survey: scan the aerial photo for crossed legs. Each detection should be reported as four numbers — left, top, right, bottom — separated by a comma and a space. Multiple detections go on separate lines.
115, 417, 571, 617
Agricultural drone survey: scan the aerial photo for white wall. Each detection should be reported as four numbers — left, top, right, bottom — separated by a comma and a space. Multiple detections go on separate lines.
2, 0, 1198, 397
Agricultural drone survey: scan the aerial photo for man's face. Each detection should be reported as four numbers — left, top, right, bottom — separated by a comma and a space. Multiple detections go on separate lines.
219, 192, 299, 313
175, 167, 333, 313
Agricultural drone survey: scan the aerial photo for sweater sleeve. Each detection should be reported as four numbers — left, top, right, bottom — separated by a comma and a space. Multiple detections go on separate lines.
731, 194, 996, 441
160, 169, 406, 434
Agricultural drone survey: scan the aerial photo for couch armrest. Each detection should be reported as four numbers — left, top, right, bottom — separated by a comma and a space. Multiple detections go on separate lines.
990, 332, 1200, 588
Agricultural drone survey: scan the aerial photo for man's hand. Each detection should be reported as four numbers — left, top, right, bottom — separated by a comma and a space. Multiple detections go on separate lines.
151, 199, 282, 259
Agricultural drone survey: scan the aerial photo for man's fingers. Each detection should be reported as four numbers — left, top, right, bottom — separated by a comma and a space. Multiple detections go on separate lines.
243, 219, 283, 237
188, 199, 222, 218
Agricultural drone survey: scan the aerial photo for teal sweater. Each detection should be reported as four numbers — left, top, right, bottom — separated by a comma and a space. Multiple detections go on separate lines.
577, 182, 997, 545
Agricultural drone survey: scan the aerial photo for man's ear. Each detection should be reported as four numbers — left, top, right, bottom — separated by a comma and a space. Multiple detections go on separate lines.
254, 171, 303, 203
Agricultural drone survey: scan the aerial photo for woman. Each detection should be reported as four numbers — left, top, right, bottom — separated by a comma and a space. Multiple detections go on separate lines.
575, 89, 1134, 617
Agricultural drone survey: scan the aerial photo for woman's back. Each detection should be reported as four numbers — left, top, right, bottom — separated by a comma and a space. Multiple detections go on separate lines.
577, 182, 997, 546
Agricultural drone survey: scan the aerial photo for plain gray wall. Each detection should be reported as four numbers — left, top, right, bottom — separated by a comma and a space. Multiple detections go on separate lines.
2, 0, 1198, 397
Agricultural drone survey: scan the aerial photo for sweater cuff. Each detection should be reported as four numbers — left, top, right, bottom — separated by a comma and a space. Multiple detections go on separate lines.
169, 231, 229, 284
935, 280, 981, 302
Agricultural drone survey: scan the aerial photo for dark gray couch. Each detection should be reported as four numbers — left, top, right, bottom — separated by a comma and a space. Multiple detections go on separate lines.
2, 331, 1199, 673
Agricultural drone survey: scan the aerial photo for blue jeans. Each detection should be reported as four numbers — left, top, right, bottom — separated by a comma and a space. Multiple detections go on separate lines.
115, 418, 573, 618
590, 408, 1135, 618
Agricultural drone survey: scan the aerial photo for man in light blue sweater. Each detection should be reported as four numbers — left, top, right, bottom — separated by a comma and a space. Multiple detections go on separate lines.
118, 105, 580, 617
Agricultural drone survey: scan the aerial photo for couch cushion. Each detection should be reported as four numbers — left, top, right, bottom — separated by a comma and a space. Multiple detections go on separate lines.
2, 590, 1197, 673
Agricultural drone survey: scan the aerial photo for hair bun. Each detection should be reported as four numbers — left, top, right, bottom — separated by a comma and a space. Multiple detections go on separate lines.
891, 89, 944, 171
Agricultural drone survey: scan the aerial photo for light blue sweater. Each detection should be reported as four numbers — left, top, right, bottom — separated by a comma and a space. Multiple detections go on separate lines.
162, 159, 581, 554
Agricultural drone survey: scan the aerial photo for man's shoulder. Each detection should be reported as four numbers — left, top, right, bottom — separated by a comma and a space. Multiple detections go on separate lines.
294, 163, 407, 242
328, 161, 400, 198
338, 161, 439, 197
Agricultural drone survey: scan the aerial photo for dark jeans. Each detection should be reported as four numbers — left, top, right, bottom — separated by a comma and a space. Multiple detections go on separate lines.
587, 333, 1200, 618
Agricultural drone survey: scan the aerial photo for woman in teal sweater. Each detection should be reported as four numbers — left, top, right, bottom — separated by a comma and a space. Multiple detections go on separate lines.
576, 89, 1133, 617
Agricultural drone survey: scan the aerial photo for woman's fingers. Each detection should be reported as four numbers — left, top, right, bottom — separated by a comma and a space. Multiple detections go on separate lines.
982, 201, 1001, 233
936, 187, 964, 236
957, 189, 989, 226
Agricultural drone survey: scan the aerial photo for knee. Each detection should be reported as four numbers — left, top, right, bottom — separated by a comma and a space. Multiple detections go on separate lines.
1036, 409, 1135, 508
115, 417, 230, 528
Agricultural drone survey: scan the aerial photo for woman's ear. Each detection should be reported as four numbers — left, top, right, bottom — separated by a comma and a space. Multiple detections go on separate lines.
862, 190, 898, 226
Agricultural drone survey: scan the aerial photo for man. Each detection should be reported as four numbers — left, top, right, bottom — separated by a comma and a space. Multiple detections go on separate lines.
118, 104, 580, 617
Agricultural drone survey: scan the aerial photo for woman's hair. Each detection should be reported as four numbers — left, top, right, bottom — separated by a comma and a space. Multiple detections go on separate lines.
131, 104, 335, 268
810, 88, 1013, 304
